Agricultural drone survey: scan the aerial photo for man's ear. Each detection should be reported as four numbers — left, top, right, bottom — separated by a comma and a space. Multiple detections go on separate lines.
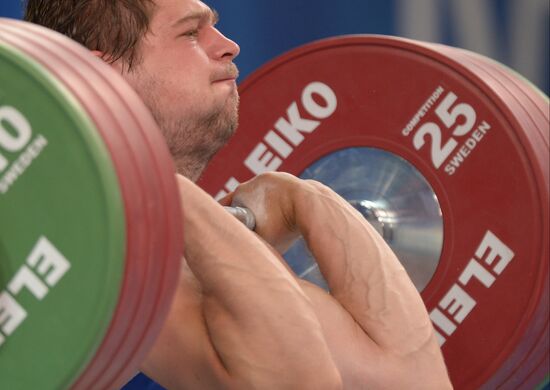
90, 50, 125, 73
90, 50, 106, 61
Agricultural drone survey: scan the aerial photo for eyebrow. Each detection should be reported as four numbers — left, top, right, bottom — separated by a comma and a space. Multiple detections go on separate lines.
171, 8, 219, 28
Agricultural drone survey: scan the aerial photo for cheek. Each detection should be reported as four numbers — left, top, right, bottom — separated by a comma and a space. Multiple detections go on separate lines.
131, 52, 216, 110
166, 65, 212, 101
166, 48, 210, 76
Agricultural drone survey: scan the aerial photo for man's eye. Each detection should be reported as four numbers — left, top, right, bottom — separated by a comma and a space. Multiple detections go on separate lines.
182, 29, 199, 38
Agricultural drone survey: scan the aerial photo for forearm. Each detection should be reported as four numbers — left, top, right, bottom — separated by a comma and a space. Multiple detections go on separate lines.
179, 175, 306, 313
226, 173, 448, 384
176, 176, 341, 388
293, 181, 435, 352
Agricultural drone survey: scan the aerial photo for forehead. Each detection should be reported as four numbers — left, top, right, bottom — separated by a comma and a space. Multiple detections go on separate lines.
151, 0, 211, 26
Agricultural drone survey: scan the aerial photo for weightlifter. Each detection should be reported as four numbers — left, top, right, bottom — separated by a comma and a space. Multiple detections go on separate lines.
24, 0, 452, 388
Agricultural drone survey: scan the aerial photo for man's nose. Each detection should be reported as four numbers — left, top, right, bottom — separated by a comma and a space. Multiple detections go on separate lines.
209, 27, 240, 61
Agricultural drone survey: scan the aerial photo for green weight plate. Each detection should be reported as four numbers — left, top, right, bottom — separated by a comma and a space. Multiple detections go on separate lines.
0, 19, 182, 389
0, 22, 157, 388
0, 40, 125, 388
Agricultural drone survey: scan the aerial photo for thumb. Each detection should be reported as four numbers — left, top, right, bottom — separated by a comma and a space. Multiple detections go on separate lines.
218, 191, 235, 206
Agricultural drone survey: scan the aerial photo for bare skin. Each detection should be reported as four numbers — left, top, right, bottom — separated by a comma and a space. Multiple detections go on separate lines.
93, 1, 450, 387
24, 0, 451, 387
143, 173, 452, 389
96, 1, 343, 387
142, 175, 342, 389
221, 172, 453, 389
109, 0, 241, 181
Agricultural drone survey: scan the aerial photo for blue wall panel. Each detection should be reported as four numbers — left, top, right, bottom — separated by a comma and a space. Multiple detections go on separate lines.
1, 1, 548, 94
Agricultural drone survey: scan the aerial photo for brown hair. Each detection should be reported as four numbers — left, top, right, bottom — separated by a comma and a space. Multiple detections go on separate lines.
24, 0, 155, 68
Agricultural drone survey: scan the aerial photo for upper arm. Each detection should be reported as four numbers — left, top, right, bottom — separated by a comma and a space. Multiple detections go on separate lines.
140, 262, 234, 390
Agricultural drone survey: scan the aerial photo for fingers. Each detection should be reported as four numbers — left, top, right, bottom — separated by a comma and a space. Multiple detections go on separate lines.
217, 173, 293, 249
217, 191, 234, 207
223, 206, 256, 230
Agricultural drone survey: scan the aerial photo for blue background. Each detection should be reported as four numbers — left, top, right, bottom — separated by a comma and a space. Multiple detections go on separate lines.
1, 0, 549, 95
1, 1, 548, 389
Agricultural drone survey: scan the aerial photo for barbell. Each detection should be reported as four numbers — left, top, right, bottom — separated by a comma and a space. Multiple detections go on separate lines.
0, 18, 548, 389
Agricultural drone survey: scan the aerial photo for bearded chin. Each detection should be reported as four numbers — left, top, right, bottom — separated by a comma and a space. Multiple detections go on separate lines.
158, 100, 239, 180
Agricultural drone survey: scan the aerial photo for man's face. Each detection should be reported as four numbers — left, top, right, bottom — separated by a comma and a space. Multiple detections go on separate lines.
120, 0, 240, 180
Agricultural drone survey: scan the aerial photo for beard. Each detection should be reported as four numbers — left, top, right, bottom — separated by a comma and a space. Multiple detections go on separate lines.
157, 91, 239, 181
134, 75, 239, 181
124, 62, 240, 181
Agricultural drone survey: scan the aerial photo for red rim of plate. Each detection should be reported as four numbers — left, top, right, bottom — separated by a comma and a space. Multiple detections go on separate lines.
0, 20, 156, 388
0, 29, 130, 390
15, 25, 163, 388
439, 45, 549, 389
468, 50, 549, 144
34, 25, 184, 390
35, 26, 184, 390
358, 36, 548, 389
8, 21, 183, 388
447, 45, 548, 147
7, 19, 183, 389
206, 35, 549, 389
93, 59, 184, 390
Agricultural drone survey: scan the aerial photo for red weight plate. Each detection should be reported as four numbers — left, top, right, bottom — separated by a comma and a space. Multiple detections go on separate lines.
422, 43, 549, 212
6, 22, 183, 389
199, 35, 549, 389
83, 75, 179, 390
422, 42, 549, 390
3, 21, 183, 388
0, 20, 175, 386
430, 43, 549, 148
34, 31, 184, 390
474, 55, 548, 145
464, 58, 549, 390
433, 45, 549, 389
26, 28, 183, 390
473, 52, 549, 148
9, 27, 161, 389
464, 50, 549, 145
0, 22, 148, 388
